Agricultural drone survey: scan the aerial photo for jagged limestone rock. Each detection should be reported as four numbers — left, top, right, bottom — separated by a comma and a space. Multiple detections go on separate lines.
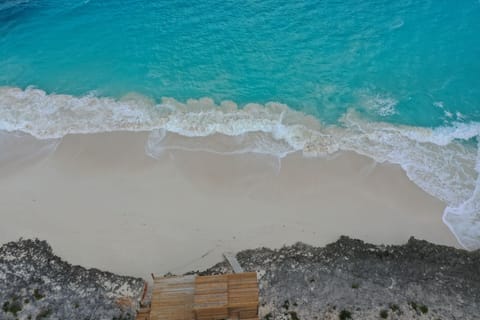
0, 239, 144, 320
201, 236, 480, 320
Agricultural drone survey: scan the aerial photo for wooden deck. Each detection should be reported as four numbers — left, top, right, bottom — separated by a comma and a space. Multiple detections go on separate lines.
194, 275, 228, 320
227, 273, 258, 319
143, 273, 259, 320
151, 275, 196, 320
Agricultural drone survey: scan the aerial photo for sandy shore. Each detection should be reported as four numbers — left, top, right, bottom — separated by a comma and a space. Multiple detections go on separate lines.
0, 131, 459, 278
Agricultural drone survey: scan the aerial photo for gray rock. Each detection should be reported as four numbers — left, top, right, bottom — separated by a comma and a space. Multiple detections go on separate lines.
200, 236, 480, 320
0, 239, 144, 320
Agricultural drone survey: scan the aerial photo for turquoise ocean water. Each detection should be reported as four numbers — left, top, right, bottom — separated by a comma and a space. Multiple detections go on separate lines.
0, 0, 479, 248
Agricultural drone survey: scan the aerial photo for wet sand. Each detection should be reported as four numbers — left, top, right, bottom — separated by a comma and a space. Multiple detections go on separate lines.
0, 131, 459, 278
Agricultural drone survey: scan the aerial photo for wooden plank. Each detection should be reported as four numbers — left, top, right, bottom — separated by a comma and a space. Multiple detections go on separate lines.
226, 272, 258, 319
195, 274, 228, 282
150, 276, 195, 320
147, 272, 259, 320
194, 273, 228, 314
223, 253, 244, 273
227, 272, 258, 312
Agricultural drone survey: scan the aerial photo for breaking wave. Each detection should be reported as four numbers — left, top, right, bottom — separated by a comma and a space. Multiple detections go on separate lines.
1, 86, 479, 250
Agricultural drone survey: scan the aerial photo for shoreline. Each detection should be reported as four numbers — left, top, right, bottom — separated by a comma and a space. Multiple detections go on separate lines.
0, 131, 460, 278
1, 236, 478, 320
2, 86, 479, 250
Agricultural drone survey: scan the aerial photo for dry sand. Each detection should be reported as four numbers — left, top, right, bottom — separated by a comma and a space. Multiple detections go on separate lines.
0, 131, 459, 278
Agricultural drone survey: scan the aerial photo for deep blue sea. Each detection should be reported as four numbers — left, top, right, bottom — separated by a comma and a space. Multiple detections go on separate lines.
0, 0, 479, 248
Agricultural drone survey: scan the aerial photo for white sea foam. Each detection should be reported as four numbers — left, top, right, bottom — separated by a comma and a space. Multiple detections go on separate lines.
356, 91, 398, 117
368, 95, 398, 116
1, 86, 479, 249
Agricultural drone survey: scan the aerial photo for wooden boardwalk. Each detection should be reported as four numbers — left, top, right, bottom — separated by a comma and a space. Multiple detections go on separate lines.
194, 275, 228, 320
227, 273, 258, 319
151, 275, 196, 320
141, 273, 258, 320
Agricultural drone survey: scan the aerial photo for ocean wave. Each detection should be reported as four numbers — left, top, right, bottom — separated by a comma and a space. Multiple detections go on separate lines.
357, 93, 398, 117
0, 0, 31, 12
1, 86, 479, 249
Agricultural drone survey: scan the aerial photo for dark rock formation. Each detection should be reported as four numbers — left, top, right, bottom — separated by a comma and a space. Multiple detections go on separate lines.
0, 239, 144, 320
200, 236, 480, 320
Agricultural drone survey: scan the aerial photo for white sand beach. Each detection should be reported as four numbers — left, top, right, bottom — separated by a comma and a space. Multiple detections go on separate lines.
0, 132, 459, 278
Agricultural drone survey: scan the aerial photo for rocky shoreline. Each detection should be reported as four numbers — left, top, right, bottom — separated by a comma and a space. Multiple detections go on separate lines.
1, 236, 479, 320
200, 236, 480, 320
0, 239, 145, 320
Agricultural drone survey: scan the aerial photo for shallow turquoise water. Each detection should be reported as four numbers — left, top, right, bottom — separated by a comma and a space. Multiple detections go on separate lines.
1, 0, 480, 249
1, 0, 479, 126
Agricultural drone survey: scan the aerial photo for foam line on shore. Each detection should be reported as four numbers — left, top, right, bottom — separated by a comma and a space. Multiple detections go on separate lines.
0, 86, 479, 249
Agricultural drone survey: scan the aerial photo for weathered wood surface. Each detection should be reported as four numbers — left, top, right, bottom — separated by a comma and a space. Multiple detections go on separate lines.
227, 272, 259, 319
150, 275, 195, 320
145, 273, 258, 320
194, 274, 228, 320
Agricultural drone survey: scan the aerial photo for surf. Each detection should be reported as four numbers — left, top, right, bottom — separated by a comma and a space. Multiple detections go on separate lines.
0, 86, 479, 250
